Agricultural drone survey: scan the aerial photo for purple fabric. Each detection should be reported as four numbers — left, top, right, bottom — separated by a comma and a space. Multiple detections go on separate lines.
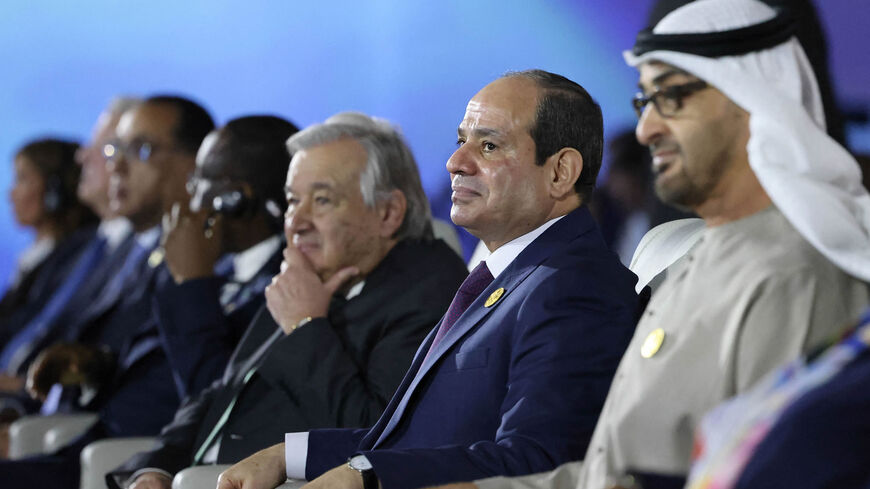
424, 261, 493, 360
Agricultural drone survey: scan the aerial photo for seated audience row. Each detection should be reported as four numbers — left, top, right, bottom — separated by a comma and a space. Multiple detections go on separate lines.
0, 1, 867, 489
218, 1, 870, 489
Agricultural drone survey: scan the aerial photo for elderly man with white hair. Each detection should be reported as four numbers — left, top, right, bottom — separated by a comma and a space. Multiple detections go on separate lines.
441, 1, 870, 488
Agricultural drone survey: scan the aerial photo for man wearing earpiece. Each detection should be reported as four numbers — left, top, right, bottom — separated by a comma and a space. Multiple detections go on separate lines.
151, 115, 298, 399
0, 95, 216, 488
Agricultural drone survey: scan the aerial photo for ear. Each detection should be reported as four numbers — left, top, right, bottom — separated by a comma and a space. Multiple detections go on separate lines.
378, 189, 407, 239
548, 148, 583, 200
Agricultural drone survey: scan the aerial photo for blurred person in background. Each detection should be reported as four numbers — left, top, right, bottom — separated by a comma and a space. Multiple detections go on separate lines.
149, 114, 297, 400
0, 98, 139, 394
0, 95, 215, 487
591, 129, 691, 264
0, 138, 97, 350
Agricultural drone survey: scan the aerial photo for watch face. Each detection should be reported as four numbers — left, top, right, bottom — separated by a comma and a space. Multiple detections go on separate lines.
349, 454, 373, 471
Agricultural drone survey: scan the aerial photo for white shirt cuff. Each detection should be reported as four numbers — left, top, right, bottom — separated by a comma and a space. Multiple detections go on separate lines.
284, 432, 309, 480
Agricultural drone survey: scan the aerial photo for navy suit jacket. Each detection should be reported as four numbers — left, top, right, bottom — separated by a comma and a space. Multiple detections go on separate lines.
152, 245, 283, 400
0, 226, 96, 348
93, 242, 283, 436
0, 240, 288, 489
7, 230, 137, 376
306, 206, 640, 489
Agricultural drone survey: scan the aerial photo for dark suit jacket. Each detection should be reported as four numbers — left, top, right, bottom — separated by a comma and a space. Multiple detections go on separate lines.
0, 239, 288, 489
106, 238, 467, 489
7, 230, 137, 376
153, 245, 283, 400
0, 227, 96, 348
48, 230, 175, 435
55, 235, 176, 435
306, 207, 640, 489
91, 239, 284, 437
733, 347, 870, 489
63, 232, 161, 352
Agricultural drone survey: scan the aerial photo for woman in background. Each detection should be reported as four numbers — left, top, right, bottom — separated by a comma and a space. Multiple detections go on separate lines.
0, 138, 97, 347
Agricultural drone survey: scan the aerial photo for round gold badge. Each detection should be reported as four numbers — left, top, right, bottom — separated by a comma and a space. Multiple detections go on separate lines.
148, 248, 165, 268
640, 328, 666, 358
485, 287, 505, 307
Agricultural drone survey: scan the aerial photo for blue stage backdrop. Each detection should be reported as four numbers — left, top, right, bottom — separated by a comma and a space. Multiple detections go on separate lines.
0, 0, 867, 289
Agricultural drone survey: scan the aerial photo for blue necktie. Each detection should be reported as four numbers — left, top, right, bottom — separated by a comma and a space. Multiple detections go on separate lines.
0, 236, 108, 372
105, 241, 149, 295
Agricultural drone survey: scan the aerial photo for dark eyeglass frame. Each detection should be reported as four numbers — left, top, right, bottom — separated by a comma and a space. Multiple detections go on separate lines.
632, 80, 709, 119
102, 139, 171, 163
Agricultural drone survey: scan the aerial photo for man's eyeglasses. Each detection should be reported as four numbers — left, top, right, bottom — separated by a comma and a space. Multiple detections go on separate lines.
102, 139, 167, 163
185, 174, 237, 196
632, 80, 709, 118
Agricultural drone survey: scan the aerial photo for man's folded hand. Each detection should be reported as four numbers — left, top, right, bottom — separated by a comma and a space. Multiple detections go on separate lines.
25, 343, 115, 401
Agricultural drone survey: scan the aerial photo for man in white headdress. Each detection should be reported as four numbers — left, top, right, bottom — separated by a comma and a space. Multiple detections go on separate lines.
440, 0, 870, 488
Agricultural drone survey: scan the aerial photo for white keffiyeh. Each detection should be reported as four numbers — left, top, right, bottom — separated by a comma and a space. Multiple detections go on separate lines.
625, 0, 870, 282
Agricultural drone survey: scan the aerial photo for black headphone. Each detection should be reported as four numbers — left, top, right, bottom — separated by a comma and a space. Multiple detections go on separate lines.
43, 175, 66, 214
210, 190, 283, 230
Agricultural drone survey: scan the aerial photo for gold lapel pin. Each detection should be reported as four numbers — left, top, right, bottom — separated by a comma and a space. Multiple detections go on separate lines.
148, 248, 165, 268
484, 287, 505, 307
640, 328, 666, 358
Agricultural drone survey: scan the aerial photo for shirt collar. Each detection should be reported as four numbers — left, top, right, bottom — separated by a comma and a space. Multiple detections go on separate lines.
232, 235, 282, 283
135, 226, 161, 250
346, 280, 365, 300
98, 218, 133, 250
484, 215, 564, 279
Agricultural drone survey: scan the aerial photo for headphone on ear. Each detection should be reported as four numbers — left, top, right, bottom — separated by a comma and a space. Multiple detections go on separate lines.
211, 190, 250, 218
43, 175, 65, 214
211, 189, 284, 231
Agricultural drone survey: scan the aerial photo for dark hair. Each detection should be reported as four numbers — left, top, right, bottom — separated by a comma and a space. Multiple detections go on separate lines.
505, 69, 604, 202
144, 95, 216, 154
210, 115, 299, 217
16, 138, 97, 236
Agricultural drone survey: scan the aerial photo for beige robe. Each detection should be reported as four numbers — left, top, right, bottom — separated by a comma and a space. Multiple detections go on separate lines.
478, 207, 869, 489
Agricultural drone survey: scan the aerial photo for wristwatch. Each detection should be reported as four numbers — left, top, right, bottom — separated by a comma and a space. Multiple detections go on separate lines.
348, 454, 378, 489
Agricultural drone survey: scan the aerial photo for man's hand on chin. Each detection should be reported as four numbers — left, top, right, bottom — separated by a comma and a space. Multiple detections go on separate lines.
302, 464, 369, 489
217, 443, 288, 489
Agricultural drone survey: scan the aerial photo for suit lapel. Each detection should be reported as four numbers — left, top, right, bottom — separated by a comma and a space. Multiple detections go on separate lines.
369, 207, 596, 448
222, 246, 283, 314
222, 307, 283, 384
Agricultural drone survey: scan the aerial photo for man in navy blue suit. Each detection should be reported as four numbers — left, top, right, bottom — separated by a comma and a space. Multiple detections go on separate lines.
0, 96, 215, 488
150, 115, 297, 399
0, 98, 137, 413
217, 70, 641, 489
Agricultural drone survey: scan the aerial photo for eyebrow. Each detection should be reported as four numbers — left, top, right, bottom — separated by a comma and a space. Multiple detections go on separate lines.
285, 182, 334, 194
638, 68, 691, 91
457, 126, 504, 139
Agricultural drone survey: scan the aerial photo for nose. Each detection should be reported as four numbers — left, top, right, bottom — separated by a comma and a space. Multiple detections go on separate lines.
284, 199, 313, 239
446, 143, 476, 177
105, 152, 127, 175
74, 146, 89, 167
635, 105, 667, 147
